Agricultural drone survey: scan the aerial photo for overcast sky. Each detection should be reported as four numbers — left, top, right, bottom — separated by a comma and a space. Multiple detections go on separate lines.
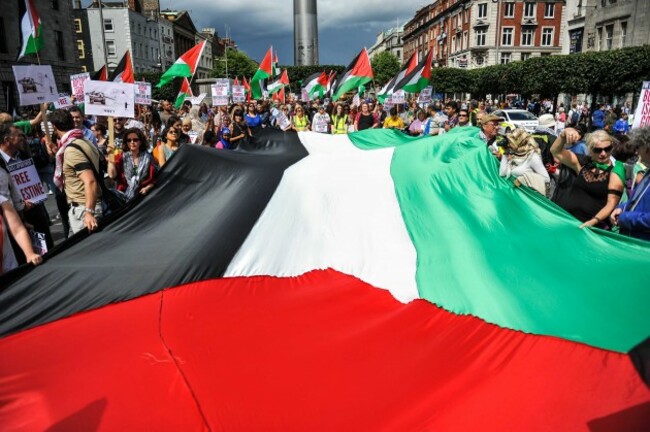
158, 0, 429, 65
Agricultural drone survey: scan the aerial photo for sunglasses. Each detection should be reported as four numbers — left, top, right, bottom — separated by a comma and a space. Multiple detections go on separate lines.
126, 137, 140, 142
593, 145, 613, 154
458, 114, 468, 117
168, 129, 179, 134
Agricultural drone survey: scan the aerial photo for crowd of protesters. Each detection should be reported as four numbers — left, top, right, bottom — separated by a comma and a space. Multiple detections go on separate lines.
0, 90, 648, 275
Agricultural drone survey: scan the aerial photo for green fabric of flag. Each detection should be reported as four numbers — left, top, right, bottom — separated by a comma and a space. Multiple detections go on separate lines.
349, 127, 650, 353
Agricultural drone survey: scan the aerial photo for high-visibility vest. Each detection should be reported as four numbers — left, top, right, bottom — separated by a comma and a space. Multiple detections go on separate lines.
293, 115, 308, 131
332, 114, 348, 134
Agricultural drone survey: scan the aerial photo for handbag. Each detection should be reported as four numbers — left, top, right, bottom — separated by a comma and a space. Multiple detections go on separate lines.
67, 142, 127, 215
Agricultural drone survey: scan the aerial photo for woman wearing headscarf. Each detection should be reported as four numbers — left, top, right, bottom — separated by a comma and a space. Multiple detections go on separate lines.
499, 128, 550, 196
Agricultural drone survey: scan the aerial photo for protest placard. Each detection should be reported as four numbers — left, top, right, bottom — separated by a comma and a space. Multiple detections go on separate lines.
53, 93, 73, 109
70, 72, 90, 101
8, 159, 47, 203
134, 81, 152, 105
275, 110, 292, 130
188, 131, 199, 144
232, 85, 246, 103
301, 89, 310, 103
12, 65, 58, 106
632, 81, 650, 129
212, 80, 230, 106
418, 86, 433, 104
187, 93, 207, 105
313, 114, 330, 133
392, 90, 405, 104
383, 97, 394, 111
84, 80, 135, 118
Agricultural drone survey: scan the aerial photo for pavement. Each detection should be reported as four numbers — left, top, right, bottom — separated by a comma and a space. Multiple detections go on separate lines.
41, 192, 67, 247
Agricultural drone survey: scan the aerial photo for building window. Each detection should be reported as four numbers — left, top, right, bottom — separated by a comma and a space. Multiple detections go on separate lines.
504, 2, 515, 18
77, 40, 85, 59
74, 19, 82, 33
477, 3, 488, 19
620, 21, 627, 47
605, 24, 613, 50
0, 17, 6, 54
476, 29, 486, 46
502, 27, 514, 46
104, 19, 113, 32
521, 53, 531, 61
106, 40, 116, 57
51, 0, 59, 10
544, 3, 555, 18
597, 27, 603, 50
476, 56, 484, 66
500, 53, 511, 64
541, 27, 553, 46
524, 2, 536, 18
81, 66, 87, 72
54, 30, 65, 60
395, 49, 400, 59
521, 29, 534, 46
138, 24, 141, 35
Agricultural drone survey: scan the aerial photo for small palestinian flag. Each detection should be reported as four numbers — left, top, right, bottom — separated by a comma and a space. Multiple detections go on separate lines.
17, 0, 43, 60
109, 51, 135, 84
174, 77, 193, 109
251, 47, 273, 100
395, 50, 433, 94
243, 76, 251, 101
91, 65, 108, 81
157, 41, 206, 88
272, 52, 281, 77
377, 52, 417, 102
332, 48, 373, 101
302, 72, 328, 99
267, 69, 289, 96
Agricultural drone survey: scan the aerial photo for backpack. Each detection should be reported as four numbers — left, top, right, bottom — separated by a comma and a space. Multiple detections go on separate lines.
570, 110, 579, 125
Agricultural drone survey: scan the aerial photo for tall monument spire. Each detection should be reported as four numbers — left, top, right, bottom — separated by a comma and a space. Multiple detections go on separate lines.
293, 0, 319, 66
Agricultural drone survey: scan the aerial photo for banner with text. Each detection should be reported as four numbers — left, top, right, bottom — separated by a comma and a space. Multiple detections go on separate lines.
134, 81, 152, 105
13, 65, 59, 106
84, 80, 135, 118
8, 159, 47, 203
70, 72, 90, 101
632, 81, 650, 129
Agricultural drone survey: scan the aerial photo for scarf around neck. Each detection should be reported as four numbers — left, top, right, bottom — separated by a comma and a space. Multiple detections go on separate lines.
53, 129, 85, 190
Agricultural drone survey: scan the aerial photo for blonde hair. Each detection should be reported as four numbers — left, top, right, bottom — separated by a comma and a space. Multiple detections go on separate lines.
506, 128, 539, 154
585, 130, 613, 153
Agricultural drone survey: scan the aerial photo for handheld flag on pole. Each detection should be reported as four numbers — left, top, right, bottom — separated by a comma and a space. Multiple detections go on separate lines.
157, 41, 206, 88
331, 48, 373, 101
377, 52, 418, 102
109, 51, 135, 84
267, 69, 289, 96
174, 78, 194, 109
272, 52, 281, 77
92, 65, 108, 81
17, 0, 43, 61
302, 72, 329, 100
251, 47, 273, 100
395, 50, 433, 94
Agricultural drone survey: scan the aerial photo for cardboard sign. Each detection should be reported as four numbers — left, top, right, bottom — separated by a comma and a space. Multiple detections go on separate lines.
187, 93, 207, 105
188, 131, 199, 144
392, 90, 405, 104
418, 86, 433, 104
301, 89, 310, 102
313, 114, 330, 133
212, 80, 230, 106
53, 93, 73, 109
7, 159, 47, 203
70, 72, 90, 101
232, 85, 246, 103
84, 80, 135, 118
134, 81, 152, 105
352, 94, 360, 107
30, 230, 48, 255
383, 97, 394, 111
632, 81, 650, 129
274, 109, 291, 130
13, 65, 58, 106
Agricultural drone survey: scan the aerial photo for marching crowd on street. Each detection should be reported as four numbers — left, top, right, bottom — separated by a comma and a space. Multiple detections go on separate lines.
1, 92, 649, 275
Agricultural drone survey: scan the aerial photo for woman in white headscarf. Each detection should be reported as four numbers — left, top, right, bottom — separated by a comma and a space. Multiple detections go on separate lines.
500, 128, 550, 196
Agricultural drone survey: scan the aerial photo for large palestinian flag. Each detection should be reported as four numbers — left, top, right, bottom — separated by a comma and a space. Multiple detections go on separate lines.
331, 48, 373, 101
1, 128, 649, 431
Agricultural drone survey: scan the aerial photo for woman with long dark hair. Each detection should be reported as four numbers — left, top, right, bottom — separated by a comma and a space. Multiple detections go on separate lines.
113, 128, 156, 199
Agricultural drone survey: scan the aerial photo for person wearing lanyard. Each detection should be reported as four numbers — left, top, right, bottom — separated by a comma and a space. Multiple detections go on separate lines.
331, 104, 348, 135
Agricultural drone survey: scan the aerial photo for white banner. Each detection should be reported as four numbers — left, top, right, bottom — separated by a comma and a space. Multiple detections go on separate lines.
84, 80, 135, 118
53, 93, 73, 109
70, 72, 90, 101
232, 85, 246, 103
187, 93, 207, 105
418, 86, 433, 104
212, 80, 230, 106
13, 65, 59, 106
632, 81, 650, 129
8, 159, 47, 203
134, 81, 152, 105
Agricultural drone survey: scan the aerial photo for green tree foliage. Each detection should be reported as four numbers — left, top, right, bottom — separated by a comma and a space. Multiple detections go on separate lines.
370, 51, 402, 87
283, 65, 345, 94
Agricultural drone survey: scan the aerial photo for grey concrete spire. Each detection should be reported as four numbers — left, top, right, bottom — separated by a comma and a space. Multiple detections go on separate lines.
293, 0, 319, 66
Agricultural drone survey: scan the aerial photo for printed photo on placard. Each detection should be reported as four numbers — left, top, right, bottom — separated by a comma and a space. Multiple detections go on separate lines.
84, 80, 135, 118
134, 81, 152, 105
70, 72, 90, 101
12, 65, 59, 106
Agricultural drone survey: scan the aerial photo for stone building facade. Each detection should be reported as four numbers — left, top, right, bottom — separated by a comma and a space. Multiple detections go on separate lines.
0, 0, 80, 111
368, 25, 405, 63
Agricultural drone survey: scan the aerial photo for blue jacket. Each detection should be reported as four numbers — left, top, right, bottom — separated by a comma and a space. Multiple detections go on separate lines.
618, 172, 650, 241
613, 119, 629, 135
592, 109, 605, 129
